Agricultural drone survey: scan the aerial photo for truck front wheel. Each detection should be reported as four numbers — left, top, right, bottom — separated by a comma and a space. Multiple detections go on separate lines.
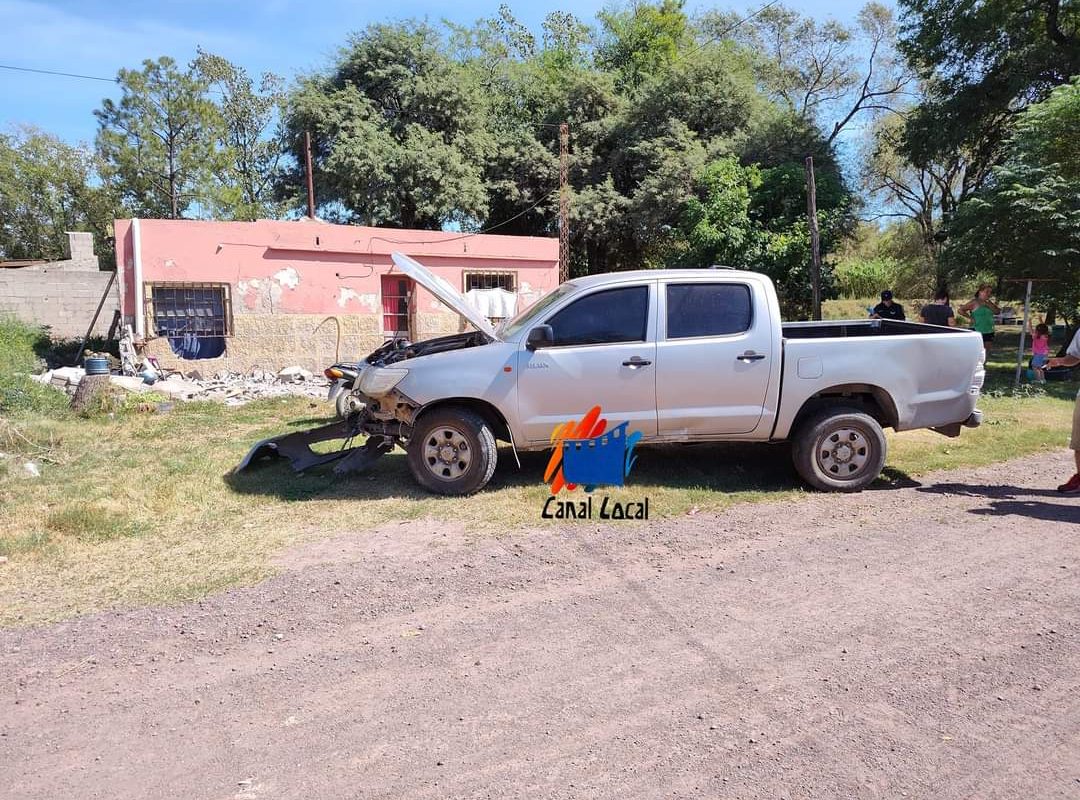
407, 406, 498, 495
792, 407, 887, 492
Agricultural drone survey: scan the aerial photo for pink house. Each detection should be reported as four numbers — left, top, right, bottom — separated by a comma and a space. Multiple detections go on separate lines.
114, 219, 559, 373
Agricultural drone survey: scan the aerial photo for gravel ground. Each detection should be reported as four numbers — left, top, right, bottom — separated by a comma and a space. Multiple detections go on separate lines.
2, 452, 1078, 800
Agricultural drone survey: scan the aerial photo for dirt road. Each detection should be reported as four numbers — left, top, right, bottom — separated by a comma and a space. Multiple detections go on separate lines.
2, 452, 1078, 799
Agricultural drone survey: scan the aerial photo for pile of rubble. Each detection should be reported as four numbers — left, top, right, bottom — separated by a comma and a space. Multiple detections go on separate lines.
32, 366, 332, 407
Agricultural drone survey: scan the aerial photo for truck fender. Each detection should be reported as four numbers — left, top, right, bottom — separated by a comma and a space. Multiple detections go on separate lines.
414, 398, 521, 469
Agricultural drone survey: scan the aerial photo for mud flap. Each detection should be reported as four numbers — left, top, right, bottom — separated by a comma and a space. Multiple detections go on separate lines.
235, 419, 393, 475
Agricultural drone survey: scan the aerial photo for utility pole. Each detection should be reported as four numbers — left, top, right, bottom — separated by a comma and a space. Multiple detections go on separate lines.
805, 156, 822, 321
304, 130, 317, 220
559, 122, 570, 283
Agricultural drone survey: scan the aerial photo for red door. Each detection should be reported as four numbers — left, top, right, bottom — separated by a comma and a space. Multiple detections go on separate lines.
381, 275, 414, 338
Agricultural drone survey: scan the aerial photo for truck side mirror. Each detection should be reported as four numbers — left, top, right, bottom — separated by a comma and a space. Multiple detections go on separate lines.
526, 324, 554, 351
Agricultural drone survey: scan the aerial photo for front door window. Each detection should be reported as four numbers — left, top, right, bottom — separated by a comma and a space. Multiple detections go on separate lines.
381, 275, 413, 338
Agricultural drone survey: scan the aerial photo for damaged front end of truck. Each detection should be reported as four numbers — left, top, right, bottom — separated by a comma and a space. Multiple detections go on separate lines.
235, 253, 498, 477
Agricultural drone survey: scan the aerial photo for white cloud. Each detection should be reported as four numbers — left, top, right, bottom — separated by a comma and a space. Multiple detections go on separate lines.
0, 0, 255, 75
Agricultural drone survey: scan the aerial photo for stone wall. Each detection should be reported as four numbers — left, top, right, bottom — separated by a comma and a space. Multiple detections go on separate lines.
142, 309, 464, 374
0, 232, 117, 339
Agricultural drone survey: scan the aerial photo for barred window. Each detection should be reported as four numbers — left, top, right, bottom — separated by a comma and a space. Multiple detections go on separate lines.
463, 271, 516, 292
147, 283, 232, 339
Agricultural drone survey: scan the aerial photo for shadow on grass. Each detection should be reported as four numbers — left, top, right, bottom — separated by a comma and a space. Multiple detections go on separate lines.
285, 416, 336, 428
871, 466, 922, 489
224, 440, 919, 503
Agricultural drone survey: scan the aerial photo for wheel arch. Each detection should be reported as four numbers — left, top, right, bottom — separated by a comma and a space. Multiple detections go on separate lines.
414, 397, 513, 444
790, 384, 899, 434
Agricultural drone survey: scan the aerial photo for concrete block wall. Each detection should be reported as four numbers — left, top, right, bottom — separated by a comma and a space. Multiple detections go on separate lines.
0, 233, 117, 338
142, 309, 463, 375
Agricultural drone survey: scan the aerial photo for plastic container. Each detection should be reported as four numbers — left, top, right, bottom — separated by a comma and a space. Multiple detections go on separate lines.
84, 356, 110, 376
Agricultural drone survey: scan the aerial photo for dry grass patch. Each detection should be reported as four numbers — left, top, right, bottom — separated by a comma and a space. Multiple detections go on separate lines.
0, 330, 1075, 627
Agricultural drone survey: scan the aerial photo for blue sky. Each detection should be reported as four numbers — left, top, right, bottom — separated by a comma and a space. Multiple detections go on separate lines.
2, 0, 880, 146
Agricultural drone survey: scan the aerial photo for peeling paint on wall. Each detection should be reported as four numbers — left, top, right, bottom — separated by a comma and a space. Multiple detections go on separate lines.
274, 267, 300, 289
237, 276, 285, 313
337, 288, 378, 313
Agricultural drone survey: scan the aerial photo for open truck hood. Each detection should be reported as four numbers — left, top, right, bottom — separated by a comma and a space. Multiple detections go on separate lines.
390, 252, 499, 339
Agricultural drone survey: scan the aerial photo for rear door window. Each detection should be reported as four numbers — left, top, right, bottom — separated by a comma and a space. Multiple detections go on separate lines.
546, 285, 649, 346
666, 283, 751, 339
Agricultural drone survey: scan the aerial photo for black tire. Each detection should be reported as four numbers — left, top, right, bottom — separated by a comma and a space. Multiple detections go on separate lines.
792, 406, 887, 492
335, 389, 364, 419
407, 406, 497, 495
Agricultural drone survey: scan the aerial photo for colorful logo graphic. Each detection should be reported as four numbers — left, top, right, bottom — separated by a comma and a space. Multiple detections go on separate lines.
544, 405, 642, 494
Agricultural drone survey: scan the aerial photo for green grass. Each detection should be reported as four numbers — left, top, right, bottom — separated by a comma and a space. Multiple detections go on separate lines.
0, 316, 70, 415
0, 330, 1074, 627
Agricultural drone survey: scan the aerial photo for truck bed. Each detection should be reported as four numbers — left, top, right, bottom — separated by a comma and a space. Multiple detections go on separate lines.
769, 318, 985, 440
782, 319, 966, 339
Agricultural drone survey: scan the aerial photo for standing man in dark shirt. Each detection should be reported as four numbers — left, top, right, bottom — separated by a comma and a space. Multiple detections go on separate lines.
920, 289, 956, 327
871, 290, 906, 320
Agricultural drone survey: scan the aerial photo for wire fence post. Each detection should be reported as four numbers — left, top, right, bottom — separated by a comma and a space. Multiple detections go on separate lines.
1015, 279, 1032, 389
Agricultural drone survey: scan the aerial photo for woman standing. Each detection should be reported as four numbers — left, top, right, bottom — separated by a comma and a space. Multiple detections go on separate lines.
959, 285, 1000, 355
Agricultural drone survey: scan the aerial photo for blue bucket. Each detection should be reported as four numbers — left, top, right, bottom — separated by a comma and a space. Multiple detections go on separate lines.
84, 356, 110, 376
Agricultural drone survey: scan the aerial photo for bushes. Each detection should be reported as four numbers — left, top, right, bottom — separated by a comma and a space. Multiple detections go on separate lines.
0, 315, 48, 374
0, 316, 68, 415
834, 257, 897, 298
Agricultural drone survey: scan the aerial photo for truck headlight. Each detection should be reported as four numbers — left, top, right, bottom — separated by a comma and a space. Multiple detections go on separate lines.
359, 367, 408, 396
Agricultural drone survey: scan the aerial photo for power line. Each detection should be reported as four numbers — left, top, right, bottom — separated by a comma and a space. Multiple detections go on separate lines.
680, 0, 781, 61
0, 62, 226, 96
363, 188, 558, 248
0, 63, 116, 83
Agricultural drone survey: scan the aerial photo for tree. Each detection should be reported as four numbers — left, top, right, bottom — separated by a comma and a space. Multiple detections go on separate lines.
276, 3, 854, 297
194, 49, 285, 220
0, 127, 118, 261
899, 0, 1080, 200
596, 0, 690, 94
671, 143, 853, 318
283, 22, 492, 228
942, 78, 1080, 328
572, 38, 770, 272
859, 111, 966, 265
676, 156, 759, 268
95, 57, 224, 219
721, 2, 910, 143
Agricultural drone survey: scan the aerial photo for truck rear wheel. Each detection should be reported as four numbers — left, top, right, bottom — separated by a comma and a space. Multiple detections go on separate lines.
792, 406, 887, 492
407, 406, 497, 495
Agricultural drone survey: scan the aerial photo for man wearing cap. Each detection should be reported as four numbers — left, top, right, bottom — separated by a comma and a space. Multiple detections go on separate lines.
871, 290, 906, 321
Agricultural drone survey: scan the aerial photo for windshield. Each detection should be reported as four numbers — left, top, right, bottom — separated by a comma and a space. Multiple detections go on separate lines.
497, 284, 575, 339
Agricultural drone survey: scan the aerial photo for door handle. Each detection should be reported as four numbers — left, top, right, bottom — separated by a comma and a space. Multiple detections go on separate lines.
622, 356, 652, 368
737, 352, 766, 362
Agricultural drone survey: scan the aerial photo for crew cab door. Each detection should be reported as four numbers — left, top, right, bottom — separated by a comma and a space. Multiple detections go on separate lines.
517, 283, 658, 443
656, 279, 773, 435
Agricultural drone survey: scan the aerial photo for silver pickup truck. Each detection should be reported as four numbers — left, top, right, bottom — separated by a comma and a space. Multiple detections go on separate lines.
241, 253, 985, 495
